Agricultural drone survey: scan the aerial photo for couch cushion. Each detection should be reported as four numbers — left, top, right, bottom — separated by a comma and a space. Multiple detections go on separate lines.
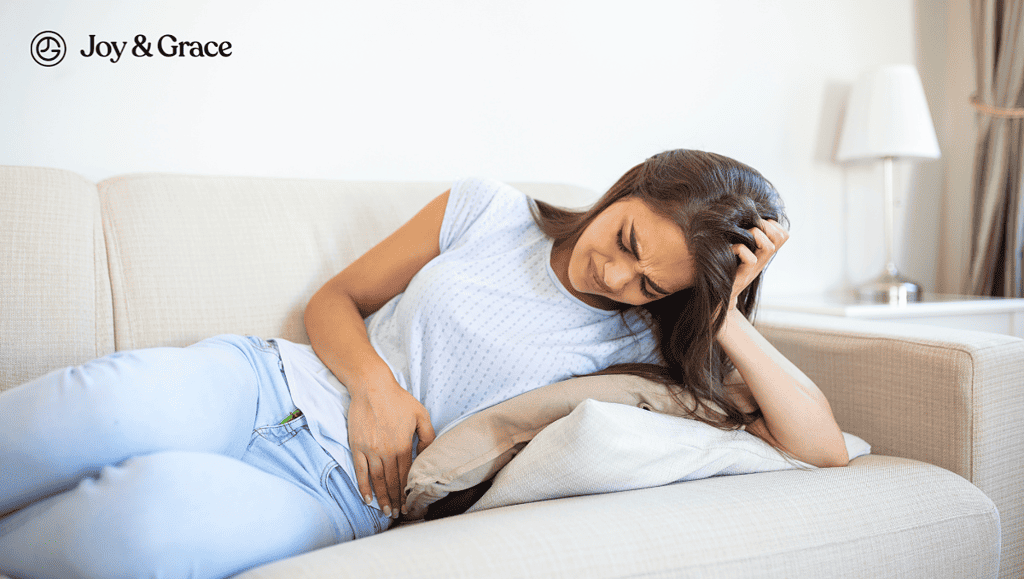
98, 174, 595, 350
0, 166, 114, 390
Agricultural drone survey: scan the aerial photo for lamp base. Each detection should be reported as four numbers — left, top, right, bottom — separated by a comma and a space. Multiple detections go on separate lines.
857, 271, 922, 305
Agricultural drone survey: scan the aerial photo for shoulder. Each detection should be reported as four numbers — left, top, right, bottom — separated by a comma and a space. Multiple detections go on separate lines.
448, 177, 531, 213
441, 177, 534, 251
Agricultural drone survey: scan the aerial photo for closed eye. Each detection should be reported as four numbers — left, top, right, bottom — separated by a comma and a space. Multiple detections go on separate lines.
638, 279, 657, 299
616, 228, 631, 254
616, 228, 658, 299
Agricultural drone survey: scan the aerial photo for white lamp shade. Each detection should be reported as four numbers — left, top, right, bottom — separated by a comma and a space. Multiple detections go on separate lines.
836, 65, 941, 161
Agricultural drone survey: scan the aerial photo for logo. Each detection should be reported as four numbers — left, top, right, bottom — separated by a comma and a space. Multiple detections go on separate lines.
31, 31, 66, 67
30, 31, 233, 66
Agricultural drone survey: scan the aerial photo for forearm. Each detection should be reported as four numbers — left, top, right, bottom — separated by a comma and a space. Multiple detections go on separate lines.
305, 284, 436, 518
304, 285, 398, 399
717, 309, 848, 467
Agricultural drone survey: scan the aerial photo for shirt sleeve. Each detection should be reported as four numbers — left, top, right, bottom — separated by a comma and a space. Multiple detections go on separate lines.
438, 177, 525, 254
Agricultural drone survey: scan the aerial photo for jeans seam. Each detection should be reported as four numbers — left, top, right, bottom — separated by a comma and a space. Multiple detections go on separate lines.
325, 462, 389, 536
322, 461, 351, 541
244, 335, 278, 355
233, 335, 291, 434
212, 335, 272, 442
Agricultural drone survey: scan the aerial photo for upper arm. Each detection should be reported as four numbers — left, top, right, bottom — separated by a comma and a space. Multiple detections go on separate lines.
309, 190, 450, 319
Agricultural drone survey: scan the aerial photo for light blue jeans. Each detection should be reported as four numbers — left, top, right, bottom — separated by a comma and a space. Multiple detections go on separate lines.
0, 335, 390, 579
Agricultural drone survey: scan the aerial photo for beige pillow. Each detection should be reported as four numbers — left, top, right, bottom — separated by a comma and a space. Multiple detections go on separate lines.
402, 373, 720, 520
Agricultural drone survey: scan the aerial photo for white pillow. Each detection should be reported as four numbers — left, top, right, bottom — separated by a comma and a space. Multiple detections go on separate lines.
466, 399, 871, 513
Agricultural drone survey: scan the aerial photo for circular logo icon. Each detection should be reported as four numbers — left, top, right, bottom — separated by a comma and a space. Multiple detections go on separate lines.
31, 31, 66, 67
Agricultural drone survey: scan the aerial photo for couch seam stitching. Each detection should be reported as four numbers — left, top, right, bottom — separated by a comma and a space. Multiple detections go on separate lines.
763, 325, 1004, 355
100, 183, 129, 351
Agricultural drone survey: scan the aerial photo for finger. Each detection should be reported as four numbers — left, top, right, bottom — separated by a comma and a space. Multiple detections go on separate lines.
384, 455, 404, 520
352, 451, 373, 507
398, 447, 413, 515
762, 218, 787, 232
415, 413, 436, 454
367, 456, 392, 517
749, 227, 775, 259
733, 243, 757, 267
759, 219, 789, 247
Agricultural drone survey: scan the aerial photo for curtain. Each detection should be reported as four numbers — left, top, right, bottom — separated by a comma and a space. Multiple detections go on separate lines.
967, 0, 1024, 297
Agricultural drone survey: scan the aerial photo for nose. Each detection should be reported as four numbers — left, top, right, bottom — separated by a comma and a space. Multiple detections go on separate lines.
602, 258, 633, 293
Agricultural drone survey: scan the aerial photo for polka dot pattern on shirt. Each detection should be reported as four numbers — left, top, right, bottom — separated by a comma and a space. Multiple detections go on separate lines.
364, 177, 661, 434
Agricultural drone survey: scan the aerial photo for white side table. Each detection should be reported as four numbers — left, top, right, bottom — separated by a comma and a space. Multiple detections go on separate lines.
760, 293, 1024, 338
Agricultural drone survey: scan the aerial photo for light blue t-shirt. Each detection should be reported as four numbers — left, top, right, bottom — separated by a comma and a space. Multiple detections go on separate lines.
276, 177, 659, 494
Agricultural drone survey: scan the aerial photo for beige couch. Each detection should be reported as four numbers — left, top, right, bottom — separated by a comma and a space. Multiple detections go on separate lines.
1, 166, 1019, 578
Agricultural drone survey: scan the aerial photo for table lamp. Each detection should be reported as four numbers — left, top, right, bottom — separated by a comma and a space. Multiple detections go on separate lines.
836, 64, 941, 304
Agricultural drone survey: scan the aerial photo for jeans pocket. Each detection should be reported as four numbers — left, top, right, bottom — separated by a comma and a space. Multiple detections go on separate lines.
254, 413, 307, 445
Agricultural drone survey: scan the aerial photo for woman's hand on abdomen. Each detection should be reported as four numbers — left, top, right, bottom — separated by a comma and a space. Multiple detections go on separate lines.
347, 380, 435, 519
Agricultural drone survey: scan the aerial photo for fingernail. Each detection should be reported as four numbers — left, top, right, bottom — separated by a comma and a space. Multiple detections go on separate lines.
401, 504, 408, 515
364, 494, 372, 505
382, 505, 392, 517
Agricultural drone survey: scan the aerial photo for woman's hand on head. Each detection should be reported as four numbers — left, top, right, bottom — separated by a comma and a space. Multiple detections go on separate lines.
348, 380, 435, 520
729, 219, 788, 310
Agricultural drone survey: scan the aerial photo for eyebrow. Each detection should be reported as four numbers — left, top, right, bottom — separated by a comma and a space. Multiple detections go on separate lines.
629, 224, 670, 296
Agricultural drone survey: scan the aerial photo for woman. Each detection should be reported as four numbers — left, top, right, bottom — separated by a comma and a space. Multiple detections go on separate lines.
0, 149, 846, 579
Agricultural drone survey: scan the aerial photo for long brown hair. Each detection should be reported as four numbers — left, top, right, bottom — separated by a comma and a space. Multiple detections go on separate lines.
532, 149, 788, 430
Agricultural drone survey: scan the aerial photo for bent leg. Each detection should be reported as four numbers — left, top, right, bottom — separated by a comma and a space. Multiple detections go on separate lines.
0, 335, 271, 515
0, 451, 341, 579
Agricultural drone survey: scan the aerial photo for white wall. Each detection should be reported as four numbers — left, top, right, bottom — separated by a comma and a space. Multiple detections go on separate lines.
2, 0, 945, 299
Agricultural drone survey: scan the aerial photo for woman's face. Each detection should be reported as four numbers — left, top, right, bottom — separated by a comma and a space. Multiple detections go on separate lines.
566, 197, 695, 309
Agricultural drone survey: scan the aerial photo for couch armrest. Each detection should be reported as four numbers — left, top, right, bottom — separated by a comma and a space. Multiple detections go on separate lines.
756, 310, 1024, 578
755, 310, 1024, 476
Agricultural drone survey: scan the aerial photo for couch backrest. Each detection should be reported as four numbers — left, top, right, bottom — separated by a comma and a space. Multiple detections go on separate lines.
0, 167, 115, 390
97, 173, 597, 351
0, 167, 596, 390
